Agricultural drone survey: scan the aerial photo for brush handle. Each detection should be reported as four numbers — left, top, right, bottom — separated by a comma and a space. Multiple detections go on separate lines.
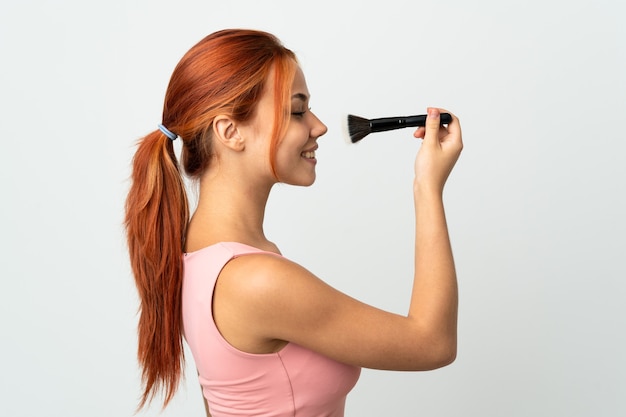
369, 113, 452, 133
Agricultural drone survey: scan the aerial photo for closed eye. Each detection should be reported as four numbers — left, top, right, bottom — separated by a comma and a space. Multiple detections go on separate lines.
291, 107, 311, 118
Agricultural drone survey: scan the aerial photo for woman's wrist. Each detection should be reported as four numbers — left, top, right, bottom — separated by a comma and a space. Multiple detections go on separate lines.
413, 178, 444, 200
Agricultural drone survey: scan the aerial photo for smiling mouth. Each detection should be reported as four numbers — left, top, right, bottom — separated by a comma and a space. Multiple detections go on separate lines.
301, 151, 316, 159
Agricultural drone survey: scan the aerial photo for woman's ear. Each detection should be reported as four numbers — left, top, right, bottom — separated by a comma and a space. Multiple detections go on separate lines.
213, 115, 245, 151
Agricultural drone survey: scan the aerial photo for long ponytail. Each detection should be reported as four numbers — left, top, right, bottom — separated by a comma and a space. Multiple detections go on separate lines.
125, 131, 189, 408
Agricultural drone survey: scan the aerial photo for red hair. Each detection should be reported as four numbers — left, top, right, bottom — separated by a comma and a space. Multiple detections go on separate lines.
125, 29, 297, 409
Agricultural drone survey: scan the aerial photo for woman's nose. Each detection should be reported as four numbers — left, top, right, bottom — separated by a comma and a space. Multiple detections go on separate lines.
311, 112, 328, 139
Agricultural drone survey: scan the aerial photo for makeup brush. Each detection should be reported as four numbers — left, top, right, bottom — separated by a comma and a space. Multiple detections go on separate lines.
347, 113, 452, 143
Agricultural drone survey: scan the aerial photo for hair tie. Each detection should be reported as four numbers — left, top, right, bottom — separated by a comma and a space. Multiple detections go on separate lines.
158, 124, 177, 141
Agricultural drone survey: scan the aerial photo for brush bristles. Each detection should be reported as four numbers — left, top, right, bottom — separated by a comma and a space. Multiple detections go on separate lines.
347, 114, 371, 143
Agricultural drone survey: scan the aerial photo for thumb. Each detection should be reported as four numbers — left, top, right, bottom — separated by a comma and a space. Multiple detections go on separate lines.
423, 107, 441, 146
425, 107, 440, 133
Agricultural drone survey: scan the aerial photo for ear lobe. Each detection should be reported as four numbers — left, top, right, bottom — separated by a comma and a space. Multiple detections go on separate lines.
213, 115, 245, 151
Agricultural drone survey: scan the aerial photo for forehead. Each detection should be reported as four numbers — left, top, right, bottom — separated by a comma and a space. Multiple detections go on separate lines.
291, 66, 309, 98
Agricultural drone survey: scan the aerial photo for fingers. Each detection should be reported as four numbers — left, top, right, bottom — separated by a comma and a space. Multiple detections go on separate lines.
414, 108, 461, 143
436, 108, 462, 151
444, 110, 462, 142
413, 107, 462, 190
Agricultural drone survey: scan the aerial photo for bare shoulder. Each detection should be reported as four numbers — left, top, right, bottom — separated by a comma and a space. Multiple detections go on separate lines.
212, 252, 321, 354
220, 252, 317, 289
220, 251, 355, 315
216, 252, 330, 317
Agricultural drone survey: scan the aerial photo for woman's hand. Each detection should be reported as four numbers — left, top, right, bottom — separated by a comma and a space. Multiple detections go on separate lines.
413, 108, 463, 194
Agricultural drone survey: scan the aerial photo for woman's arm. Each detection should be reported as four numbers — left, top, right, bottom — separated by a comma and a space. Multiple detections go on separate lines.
214, 108, 462, 370
409, 107, 462, 364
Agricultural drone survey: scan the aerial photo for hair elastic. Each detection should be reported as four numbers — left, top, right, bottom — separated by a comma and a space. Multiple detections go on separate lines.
158, 124, 177, 141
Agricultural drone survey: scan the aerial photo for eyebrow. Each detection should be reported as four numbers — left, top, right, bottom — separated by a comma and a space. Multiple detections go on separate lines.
291, 93, 309, 102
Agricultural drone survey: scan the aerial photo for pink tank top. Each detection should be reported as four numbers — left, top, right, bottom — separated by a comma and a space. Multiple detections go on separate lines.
182, 242, 361, 417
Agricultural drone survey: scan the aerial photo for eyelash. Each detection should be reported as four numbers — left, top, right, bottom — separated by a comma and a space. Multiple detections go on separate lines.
291, 107, 311, 118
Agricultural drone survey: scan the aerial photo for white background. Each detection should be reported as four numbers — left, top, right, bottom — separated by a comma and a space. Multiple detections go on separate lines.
1, 0, 625, 416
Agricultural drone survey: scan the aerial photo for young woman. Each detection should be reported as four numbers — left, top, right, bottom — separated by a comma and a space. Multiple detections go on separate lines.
125, 29, 462, 417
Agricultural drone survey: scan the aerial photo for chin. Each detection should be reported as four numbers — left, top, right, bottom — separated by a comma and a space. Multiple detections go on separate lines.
281, 174, 316, 187
301, 172, 317, 186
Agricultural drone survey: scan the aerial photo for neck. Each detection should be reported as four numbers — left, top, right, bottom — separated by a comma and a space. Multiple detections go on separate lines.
185, 167, 276, 252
